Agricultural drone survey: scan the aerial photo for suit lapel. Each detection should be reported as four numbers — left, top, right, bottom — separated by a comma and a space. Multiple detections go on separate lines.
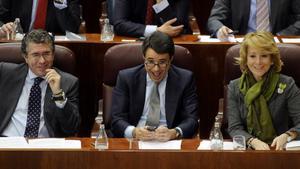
240, 0, 251, 33
0, 64, 27, 132
270, 0, 277, 31
165, 66, 180, 128
132, 67, 147, 125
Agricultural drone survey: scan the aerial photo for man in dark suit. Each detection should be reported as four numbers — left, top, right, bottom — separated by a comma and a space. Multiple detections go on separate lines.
0, 29, 80, 137
113, 0, 191, 38
0, 0, 80, 35
207, 0, 300, 40
111, 31, 198, 141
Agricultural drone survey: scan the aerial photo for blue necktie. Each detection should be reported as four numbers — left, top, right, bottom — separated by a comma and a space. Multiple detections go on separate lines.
24, 77, 44, 137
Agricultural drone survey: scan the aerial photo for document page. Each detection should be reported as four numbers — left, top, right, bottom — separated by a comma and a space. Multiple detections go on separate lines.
281, 38, 300, 43
28, 138, 81, 149
138, 140, 182, 150
0, 137, 29, 148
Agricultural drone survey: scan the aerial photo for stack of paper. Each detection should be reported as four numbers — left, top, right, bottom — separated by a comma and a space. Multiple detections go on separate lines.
285, 141, 300, 150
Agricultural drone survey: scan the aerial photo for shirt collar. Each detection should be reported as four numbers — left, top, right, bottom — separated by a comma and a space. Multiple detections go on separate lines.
146, 72, 168, 86
28, 68, 45, 81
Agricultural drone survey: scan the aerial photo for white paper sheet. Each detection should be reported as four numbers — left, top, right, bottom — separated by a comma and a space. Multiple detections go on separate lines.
28, 138, 81, 149
0, 137, 29, 148
281, 38, 300, 43
285, 140, 300, 150
197, 140, 234, 150
138, 140, 182, 150
54, 35, 70, 41
198, 35, 280, 43
198, 35, 221, 42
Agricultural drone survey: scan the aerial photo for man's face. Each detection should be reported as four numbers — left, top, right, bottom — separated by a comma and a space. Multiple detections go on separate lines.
144, 48, 171, 83
24, 42, 54, 77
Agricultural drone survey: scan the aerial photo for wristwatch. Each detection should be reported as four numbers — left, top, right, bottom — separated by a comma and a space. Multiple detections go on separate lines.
285, 132, 293, 142
52, 91, 66, 101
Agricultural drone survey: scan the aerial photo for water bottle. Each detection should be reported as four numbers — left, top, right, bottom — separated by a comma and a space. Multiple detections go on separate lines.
210, 122, 223, 150
209, 113, 223, 140
99, 1, 108, 32
94, 113, 109, 150
13, 18, 24, 40
101, 18, 114, 42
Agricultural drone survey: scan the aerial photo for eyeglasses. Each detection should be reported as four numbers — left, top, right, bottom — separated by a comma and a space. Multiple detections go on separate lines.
28, 51, 53, 60
144, 59, 169, 69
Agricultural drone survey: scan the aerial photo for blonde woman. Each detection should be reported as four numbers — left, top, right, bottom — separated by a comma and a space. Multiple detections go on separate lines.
227, 32, 300, 150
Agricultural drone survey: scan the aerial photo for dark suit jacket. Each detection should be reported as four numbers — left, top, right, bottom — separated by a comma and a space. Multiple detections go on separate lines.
113, 0, 191, 37
207, 0, 300, 36
111, 65, 199, 138
0, 62, 80, 137
227, 74, 300, 141
0, 0, 81, 34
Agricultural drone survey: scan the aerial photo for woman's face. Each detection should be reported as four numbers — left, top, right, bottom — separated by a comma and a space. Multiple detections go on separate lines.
246, 46, 273, 81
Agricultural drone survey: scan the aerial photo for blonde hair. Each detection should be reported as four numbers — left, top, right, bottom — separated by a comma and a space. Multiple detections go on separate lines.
236, 31, 283, 72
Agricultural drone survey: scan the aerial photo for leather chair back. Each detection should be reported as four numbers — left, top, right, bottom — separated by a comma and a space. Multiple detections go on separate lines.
0, 43, 76, 74
103, 43, 194, 133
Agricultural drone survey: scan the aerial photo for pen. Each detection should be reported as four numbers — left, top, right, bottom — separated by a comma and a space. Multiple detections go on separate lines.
228, 30, 239, 35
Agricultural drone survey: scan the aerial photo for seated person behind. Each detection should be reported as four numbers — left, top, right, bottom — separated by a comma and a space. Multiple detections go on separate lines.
0, 0, 80, 36
227, 31, 300, 150
111, 31, 199, 141
207, 0, 300, 41
0, 29, 80, 137
113, 0, 191, 38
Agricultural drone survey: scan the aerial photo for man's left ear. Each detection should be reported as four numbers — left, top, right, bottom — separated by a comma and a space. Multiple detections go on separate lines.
22, 54, 28, 61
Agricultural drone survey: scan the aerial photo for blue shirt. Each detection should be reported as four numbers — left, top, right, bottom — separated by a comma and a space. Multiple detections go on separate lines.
247, 0, 271, 33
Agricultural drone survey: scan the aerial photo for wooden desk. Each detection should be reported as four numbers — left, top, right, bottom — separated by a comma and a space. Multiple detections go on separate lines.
0, 138, 299, 169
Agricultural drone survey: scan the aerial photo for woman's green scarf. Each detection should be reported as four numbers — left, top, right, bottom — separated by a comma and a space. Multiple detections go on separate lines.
239, 68, 279, 143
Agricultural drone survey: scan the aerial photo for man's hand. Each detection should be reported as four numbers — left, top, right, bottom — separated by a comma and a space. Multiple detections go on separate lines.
157, 18, 183, 37
271, 133, 289, 150
154, 126, 177, 142
251, 138, 270, 150
133, 127, 155, 141
0, 22, 14, 37
45, 69, 61, 94
216, 26, 233, 41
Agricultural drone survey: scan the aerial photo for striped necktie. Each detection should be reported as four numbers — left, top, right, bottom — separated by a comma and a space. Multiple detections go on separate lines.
256, 0, 270, 31
145, 83, 160, 127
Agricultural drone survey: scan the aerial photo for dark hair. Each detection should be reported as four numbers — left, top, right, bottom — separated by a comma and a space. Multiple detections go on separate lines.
21, 29, 55, 55
142, 31, 174, 58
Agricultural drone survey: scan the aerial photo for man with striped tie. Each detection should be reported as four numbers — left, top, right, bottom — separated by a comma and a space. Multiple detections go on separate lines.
207, 0, 300, 41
